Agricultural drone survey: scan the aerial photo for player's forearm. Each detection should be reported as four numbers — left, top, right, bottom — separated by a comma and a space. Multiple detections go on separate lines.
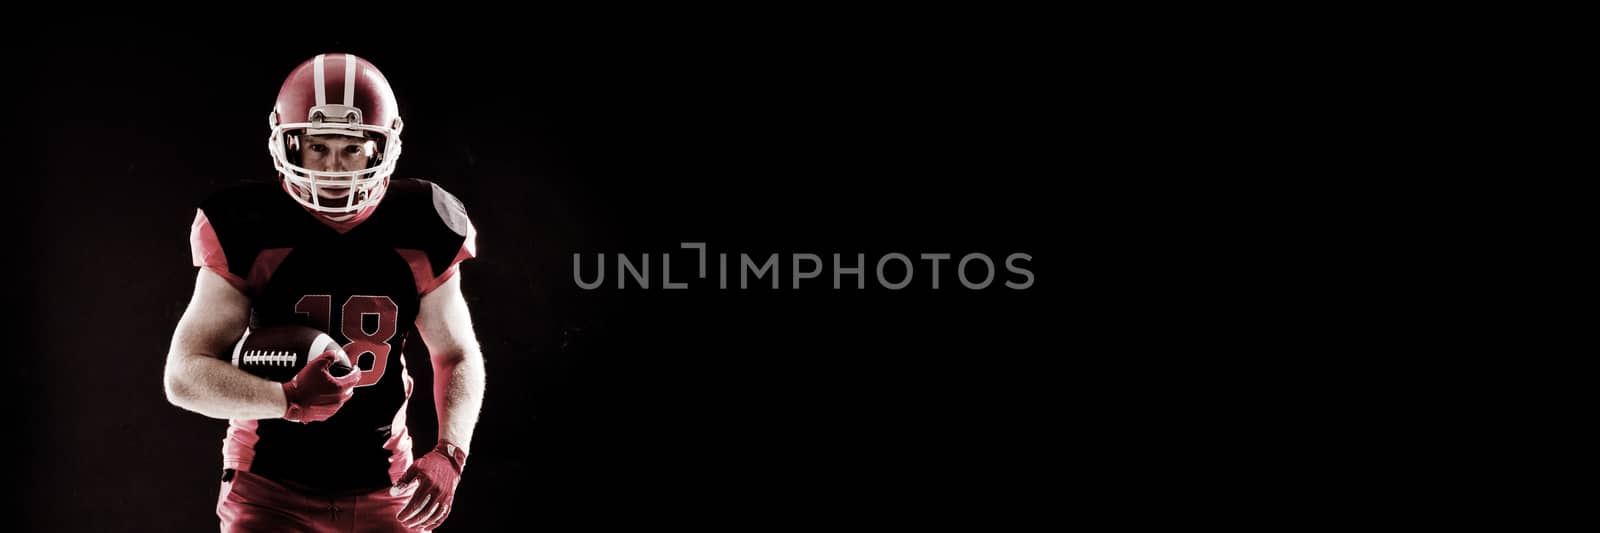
165, 354, 288, 420
433, 349, 486, 450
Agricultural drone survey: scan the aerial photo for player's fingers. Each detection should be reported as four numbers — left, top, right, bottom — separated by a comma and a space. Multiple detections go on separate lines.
333, 369, 363, 386
403, 483, 438, 518
328, 347, 352, 368
416, 499, 448, 528
422, 502, 451, 531
398, 493, 431, 523
337, 379, 360, 392
405, 497, 441, 529
398, 491, 432, 522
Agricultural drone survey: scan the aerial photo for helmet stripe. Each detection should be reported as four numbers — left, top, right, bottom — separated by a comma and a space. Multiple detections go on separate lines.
313, 54, 327, 106
344, 54, 357, 106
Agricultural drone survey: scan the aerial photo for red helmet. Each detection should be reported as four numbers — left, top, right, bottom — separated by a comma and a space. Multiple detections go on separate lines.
267, 53, 404, 217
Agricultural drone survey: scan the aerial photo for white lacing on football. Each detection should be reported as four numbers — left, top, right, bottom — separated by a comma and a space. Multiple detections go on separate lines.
240, 350, 297, 367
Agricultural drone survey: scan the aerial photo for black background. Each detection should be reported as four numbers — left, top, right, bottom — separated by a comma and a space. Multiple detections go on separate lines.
9, 19, 1093, 530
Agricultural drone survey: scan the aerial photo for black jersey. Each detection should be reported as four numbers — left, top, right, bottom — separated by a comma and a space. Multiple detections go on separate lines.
189, 178, 476, 492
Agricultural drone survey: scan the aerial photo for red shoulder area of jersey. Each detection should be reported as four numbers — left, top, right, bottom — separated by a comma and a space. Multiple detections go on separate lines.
396, 219, 477, 297
191, 209, 247, 293
400, 181, 479, 297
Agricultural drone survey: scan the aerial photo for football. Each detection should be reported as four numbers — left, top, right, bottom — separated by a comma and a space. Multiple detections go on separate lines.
229, 325, 353, 382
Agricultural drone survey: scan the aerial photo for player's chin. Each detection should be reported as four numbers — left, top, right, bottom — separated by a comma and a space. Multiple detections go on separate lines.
317, 190, 353, 204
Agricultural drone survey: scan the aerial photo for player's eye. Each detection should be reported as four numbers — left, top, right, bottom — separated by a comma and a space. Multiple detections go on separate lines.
344, 145, 364, 155
309, 144, 328, 154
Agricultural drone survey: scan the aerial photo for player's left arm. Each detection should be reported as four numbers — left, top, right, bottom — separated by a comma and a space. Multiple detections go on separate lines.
395, 270, 486, 530
416, 270, 486, 450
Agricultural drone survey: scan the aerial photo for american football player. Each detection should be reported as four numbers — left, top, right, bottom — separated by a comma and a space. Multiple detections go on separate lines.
162, 53, 486, 532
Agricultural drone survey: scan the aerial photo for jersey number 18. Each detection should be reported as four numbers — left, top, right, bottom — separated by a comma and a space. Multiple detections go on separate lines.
294, 295, 398, 387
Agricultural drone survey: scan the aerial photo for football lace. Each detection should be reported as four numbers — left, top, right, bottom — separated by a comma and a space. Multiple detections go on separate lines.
240, 350, 297, 367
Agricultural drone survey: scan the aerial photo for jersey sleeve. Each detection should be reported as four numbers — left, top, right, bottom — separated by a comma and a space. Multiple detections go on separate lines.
410, 181, 478, 297
190, 208, 248, 293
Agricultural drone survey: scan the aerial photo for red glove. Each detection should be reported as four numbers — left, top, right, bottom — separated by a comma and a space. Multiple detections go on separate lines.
280, 350, 360, 423
393, 440, 468, 530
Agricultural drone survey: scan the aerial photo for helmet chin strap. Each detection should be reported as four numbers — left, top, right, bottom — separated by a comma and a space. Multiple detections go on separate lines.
285, 171, 381, 209
295, 178, 385, 229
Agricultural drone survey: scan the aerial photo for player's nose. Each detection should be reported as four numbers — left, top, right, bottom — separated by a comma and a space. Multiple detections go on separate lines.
312, 159, 356, 177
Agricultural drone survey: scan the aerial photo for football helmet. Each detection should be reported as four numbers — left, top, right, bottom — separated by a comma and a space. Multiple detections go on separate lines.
267, 53, 404, 218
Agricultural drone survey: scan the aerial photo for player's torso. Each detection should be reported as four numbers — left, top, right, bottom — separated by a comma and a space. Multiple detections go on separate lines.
251, 232, 419, 433
251, 231, 420, 409
248, 229, 420, 490
202, 178, 471, 490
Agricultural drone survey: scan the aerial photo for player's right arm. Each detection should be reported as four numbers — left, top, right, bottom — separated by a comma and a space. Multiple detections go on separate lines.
162, 267, 289, 420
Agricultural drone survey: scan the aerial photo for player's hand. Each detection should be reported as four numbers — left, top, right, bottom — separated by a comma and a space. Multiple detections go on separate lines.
393, 441, 468, 530
280, 349, 360, 423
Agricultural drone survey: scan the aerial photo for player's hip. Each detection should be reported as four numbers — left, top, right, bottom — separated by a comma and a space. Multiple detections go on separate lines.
217, 468, 414, 532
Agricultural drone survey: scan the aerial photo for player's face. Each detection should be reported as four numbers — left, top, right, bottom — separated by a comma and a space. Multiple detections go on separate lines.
298, 134, 380, 201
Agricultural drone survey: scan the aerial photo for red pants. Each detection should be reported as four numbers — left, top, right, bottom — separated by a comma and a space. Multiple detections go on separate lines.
216, 469, 425, 532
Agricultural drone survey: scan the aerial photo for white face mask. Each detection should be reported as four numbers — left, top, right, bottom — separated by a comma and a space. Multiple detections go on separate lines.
267, 105, 404, 215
